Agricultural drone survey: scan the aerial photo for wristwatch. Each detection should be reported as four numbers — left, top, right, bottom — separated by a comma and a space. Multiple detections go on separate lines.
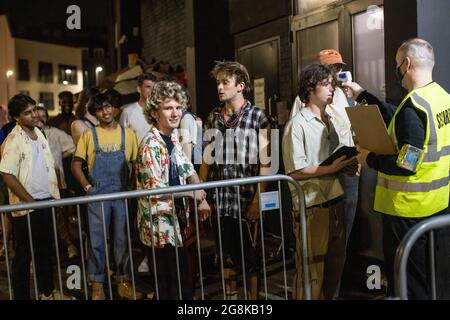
84, 184, 93, 192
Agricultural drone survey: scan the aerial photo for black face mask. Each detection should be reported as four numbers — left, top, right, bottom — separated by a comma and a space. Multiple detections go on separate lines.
395, 59, 407, 88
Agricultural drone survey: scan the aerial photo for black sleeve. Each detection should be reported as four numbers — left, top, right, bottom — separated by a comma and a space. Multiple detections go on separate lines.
366, 100, 427, 176
356, 91, 397, 126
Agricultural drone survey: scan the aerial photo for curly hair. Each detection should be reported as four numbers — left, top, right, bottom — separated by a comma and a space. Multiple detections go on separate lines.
298, 64, 337, 104
210, 60, 252, 97
144, 81, 188, 125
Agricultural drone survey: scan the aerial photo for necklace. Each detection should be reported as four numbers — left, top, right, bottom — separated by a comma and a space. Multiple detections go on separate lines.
221, 100, 247, 129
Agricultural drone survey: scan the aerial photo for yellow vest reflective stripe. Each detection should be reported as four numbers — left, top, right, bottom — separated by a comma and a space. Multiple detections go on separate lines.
374, 82, 450, 218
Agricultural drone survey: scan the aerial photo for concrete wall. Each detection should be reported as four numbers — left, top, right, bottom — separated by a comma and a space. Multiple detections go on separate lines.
384, 0, 450, 103
15, 38, 83, 116
417, 0, 450, 91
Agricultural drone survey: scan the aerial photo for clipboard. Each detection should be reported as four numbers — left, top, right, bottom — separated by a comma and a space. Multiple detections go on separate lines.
345, 105, 396, 155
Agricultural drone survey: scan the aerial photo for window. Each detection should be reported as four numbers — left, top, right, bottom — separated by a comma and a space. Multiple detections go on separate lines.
38, 62, 53, 83
39, 92, 54, 110
352, 6, 385, 100
58, 64, 78, 85
93, 48, 104, 59
17, 59, 30, 81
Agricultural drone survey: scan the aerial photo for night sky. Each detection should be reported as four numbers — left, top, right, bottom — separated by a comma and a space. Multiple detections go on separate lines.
1, 0, 111, 47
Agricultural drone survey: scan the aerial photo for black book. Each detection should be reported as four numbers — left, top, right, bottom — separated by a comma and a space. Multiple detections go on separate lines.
319, 145, 358, 166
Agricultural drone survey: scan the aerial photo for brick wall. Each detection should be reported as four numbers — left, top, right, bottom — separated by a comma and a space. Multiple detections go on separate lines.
140, 0, 187, 68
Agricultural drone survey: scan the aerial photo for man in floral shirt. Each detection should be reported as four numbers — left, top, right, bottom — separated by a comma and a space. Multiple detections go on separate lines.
0, 94, 67, 300
136, 81, 210, 300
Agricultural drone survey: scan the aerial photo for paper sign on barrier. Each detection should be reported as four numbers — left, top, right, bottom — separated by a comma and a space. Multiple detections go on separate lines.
260, 191, 280, 211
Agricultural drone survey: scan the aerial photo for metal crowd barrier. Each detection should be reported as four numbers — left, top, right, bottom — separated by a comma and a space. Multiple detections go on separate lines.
394, 214, 450, 300
0, 174, 309, 300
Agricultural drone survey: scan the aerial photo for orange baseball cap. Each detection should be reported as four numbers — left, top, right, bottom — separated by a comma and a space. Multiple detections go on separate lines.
316, 49, 346, 65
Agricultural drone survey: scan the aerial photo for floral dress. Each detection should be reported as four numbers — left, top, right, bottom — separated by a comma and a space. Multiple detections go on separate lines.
136, 126, 195, 248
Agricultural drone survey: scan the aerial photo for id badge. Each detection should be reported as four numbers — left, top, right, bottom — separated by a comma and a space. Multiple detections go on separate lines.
396, 144, 424, 172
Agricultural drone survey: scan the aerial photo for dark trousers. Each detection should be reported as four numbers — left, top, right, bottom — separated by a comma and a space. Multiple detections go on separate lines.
383, 206, 450, 300
148, 246, 194, 300
12, 207, 55, 299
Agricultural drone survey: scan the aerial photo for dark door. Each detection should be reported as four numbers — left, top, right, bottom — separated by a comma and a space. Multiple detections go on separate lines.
237, 38, 279, 117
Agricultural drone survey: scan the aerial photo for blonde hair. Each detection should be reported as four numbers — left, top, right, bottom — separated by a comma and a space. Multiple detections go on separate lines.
144, 81, 188, 124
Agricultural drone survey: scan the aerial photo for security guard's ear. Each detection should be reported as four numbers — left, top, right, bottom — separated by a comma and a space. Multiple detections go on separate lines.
405, 56, 412, 71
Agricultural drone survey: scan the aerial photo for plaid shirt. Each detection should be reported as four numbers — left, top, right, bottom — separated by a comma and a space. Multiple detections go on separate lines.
204, 101, 269, 219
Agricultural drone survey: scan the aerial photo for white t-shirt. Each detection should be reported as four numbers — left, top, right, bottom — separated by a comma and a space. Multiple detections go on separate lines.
44, 126, 75, 189
119, 102, 151, 143
179, 112, 203, 165
29, 139, 51, 199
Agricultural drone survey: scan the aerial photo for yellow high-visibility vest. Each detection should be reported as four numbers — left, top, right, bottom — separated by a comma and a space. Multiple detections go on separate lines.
374, 82, 450, 217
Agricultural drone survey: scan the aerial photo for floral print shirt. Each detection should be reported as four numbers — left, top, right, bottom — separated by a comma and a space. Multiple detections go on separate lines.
136, 126, 195, 248
0, 125, 60, 217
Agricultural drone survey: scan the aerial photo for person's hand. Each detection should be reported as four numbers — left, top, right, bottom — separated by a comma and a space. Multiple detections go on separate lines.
193, 189, 207, 204
341, 82, 365, 100
198, 199, 211, 222
356, 146, 371, 167
245, 197, 260, 221
328, 155, 358, 174
342, 161, 361, 176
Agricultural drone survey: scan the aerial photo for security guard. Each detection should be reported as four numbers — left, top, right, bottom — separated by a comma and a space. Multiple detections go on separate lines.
344, 38, 450, 299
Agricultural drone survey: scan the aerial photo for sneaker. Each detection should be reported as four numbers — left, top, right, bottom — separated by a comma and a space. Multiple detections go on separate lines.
40, 289, 76, 300
117, 281, 144, 300
67, 244, 79, 259
137, 257, 149, 273
91, 282, 105, 300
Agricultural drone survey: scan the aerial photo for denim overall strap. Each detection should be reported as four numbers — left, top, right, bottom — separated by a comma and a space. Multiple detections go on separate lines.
91, 126, 102, 154
120, 125, 125, 152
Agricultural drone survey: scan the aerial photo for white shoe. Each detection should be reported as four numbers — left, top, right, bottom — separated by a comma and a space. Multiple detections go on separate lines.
137, 257, 149, 273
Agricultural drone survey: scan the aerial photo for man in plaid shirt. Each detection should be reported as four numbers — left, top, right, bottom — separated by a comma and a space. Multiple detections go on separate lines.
200, 60, 271, 300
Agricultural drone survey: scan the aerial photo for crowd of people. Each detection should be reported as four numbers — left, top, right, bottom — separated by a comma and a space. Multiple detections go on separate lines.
0, 37, 448, 301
